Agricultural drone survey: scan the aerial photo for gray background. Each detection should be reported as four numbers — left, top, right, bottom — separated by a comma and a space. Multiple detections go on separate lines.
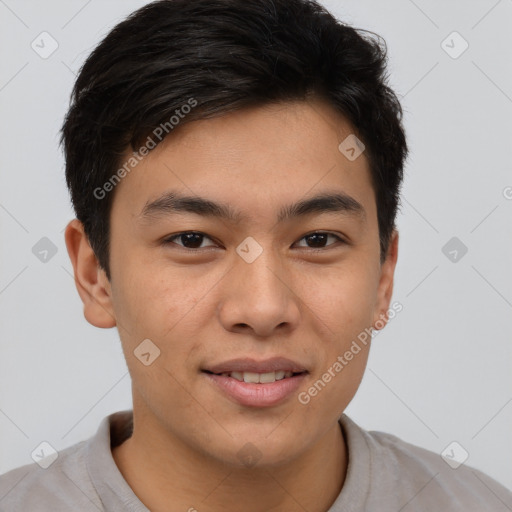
1, 0, 511, 490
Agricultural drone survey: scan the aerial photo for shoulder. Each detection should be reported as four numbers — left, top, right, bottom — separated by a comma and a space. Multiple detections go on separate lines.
0, 440, 103, 511
340, 415, 512, 511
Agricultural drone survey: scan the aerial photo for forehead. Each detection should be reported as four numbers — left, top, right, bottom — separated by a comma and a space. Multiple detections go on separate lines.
111, 99, 376, 226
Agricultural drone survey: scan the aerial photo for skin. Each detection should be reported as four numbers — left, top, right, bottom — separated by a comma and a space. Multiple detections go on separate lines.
65, 98, 398, 512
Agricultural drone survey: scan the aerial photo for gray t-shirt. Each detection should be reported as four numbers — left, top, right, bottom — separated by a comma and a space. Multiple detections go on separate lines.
1, 409, 511, 511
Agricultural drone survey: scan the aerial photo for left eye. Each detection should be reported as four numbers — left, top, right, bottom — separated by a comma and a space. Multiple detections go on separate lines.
163, 231, 344, 250
294, 232, 344, 249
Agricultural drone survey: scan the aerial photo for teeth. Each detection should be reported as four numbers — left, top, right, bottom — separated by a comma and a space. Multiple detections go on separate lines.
259, 372, 276, 383
220, 370, 297, 383
243, 372, 260, 383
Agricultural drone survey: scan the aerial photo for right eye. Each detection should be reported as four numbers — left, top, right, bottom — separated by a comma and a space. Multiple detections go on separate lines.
162, 231, 218, 250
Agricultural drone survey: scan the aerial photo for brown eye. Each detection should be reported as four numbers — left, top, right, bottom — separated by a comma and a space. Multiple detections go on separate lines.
164, 232, 216, 249
294, 232, 345, 249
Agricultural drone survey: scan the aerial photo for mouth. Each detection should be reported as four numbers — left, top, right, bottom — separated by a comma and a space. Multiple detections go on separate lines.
201, 357, 309, 407
202, 369, 306, 383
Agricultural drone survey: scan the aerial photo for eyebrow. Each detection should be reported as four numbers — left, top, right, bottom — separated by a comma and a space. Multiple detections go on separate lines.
138, 190, 366, 224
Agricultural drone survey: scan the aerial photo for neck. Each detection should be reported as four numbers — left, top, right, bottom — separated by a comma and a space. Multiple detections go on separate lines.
112, 409, 347, 512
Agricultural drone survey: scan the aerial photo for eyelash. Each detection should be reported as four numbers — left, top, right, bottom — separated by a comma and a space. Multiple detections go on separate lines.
162, 231, 347, 252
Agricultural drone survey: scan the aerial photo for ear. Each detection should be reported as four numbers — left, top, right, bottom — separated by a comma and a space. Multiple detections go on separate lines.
372, 229, 399, 331
64, 219, 116, 328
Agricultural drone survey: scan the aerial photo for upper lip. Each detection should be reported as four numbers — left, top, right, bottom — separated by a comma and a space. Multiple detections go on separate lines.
203, 357, 308, 374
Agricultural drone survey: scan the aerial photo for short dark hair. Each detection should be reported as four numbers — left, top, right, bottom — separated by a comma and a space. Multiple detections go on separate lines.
61, 0, 408, 281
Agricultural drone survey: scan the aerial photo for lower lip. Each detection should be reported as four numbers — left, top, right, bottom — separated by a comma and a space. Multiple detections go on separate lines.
202, 372, 307, 408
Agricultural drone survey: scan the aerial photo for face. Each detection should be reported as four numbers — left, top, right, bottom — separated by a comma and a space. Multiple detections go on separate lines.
71, 99, 398, 467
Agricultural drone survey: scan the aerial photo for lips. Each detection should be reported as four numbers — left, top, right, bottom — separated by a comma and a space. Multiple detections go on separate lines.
215, 370, 296, 382
201, 357, 309, 407
202, 356, 308, 375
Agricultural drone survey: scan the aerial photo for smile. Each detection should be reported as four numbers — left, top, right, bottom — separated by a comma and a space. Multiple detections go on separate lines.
202, 370, 308, 407
204, 370, 304, 383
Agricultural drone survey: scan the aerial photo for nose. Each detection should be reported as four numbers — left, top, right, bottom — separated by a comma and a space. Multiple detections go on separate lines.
216, 246, 301, 338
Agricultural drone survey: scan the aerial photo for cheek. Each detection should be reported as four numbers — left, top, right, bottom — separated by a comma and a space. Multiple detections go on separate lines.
298, 266, 375, 398
112, 265, 199, 340
112, 271, 200, 410
111, 264, 222, 385
302, 265, 376, 336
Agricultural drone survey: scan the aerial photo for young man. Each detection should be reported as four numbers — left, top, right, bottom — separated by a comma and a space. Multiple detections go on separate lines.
1, 0, 511, 510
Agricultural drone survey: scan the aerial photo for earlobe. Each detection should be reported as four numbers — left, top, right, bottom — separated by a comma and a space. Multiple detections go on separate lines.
372, 230, 399, 331
64, 219, 117, 329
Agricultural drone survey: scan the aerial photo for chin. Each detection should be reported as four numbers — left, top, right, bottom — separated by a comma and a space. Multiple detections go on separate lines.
203, 430, 305, 469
